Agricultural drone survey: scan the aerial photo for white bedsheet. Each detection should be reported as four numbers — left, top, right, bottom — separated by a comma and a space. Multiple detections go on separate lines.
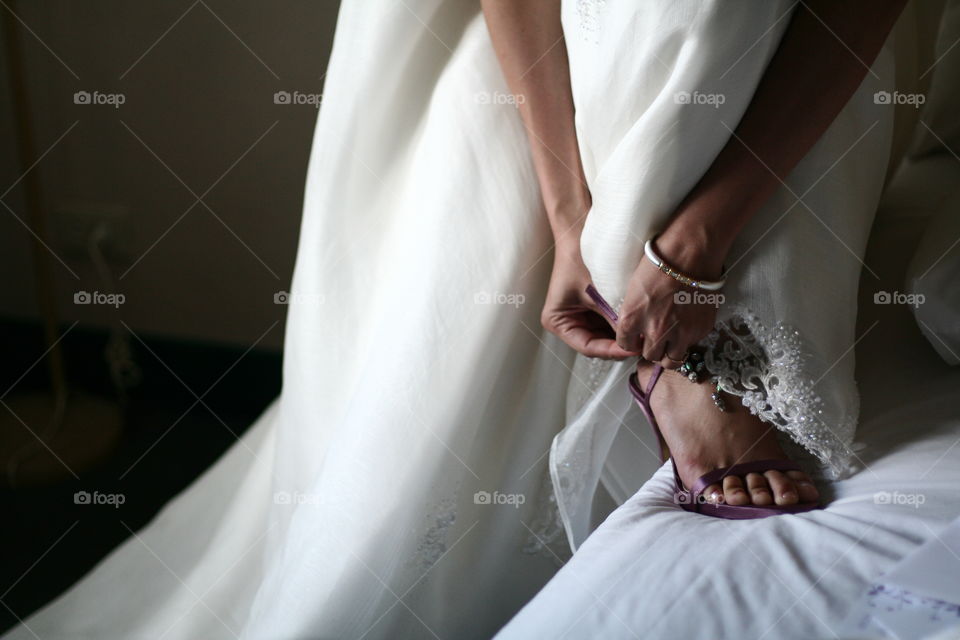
496, 218, 960, 640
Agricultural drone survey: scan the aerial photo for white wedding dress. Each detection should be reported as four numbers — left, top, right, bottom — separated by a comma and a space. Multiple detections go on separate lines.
5, 1, 910, 639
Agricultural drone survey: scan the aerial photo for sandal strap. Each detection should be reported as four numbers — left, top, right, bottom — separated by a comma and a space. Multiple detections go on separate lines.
628, 368, 664, 405
585, 284, 619, 324
689, 459, 803, 499
645, 364, 663, 396
628, 372, 670, 464
628, 373, 647, 405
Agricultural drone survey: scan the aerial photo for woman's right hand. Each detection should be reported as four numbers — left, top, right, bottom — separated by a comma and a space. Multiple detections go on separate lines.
541, 240, 641, 360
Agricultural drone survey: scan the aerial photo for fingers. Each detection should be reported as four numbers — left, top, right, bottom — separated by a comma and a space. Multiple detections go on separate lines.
639, 323, 676, 362
628, 317, 687, 365
654, 342, 688, 371
543, 303, 641, 360
576, 290, 643, 360
616, 321, 644, 354
580, 289, 618, 331
558, 325, 638, 360
582, 337, 641, 359
641, 335, 667, 362
644, 333, 687, 368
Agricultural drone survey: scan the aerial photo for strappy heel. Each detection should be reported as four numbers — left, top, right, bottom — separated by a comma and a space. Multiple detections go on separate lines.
626, 366, 669, 462
586, 284, 819, 518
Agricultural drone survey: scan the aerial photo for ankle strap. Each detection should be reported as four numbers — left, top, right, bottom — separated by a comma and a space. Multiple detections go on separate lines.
646, 364, 664, 396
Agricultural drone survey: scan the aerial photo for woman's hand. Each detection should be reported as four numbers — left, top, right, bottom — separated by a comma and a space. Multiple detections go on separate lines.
616, 227, 724, 368
541, 240, 640, 360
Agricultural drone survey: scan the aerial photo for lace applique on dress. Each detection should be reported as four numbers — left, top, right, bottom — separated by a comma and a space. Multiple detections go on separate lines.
532, 349, 620, 555
576, 0, 607, 42
414, 488, 458, 572
522, 468, 572, 566
700, 305, 858, 478
523, 353, 619, 563
567, 349, 617, 414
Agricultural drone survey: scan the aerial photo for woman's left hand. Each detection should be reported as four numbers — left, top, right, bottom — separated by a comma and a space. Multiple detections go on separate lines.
615, 230, 724, 368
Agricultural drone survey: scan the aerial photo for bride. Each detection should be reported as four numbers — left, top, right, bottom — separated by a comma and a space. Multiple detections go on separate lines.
5, 0, 913, 638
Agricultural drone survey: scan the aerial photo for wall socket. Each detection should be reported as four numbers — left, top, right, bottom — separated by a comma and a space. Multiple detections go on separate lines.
54, 201, 131, 262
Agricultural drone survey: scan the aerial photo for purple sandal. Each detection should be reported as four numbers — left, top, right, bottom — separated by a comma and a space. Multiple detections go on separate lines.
586, 284, 819, 518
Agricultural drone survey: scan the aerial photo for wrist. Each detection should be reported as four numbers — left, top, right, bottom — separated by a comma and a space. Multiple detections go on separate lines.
653, 223, 727, 281
548, 200, 589, 254
655, 174, 759, 277
553, 231, 585, 265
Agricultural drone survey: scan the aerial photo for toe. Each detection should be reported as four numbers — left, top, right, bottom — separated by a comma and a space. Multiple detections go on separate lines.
786, 470, 819, 503
764, 470, 799, 505
701, 483, 724, 505
722, 475, 750, 506
746, 472, 774, 506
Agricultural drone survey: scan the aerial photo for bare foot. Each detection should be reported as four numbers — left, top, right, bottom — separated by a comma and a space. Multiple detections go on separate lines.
636, 361, 820, 506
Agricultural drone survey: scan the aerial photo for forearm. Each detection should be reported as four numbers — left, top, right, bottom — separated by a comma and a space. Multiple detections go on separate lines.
659, 0, 907, 275
481, 0, 589, 252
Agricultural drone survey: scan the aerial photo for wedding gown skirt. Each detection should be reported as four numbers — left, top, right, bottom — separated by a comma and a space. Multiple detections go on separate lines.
4, 1, 899, 638
555, 0, 899, 546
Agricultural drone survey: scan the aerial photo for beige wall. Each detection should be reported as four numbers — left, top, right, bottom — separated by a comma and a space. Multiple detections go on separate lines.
0, 1, 342, 350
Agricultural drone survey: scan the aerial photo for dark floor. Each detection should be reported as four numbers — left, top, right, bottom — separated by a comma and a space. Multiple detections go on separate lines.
0, 319, 281, 634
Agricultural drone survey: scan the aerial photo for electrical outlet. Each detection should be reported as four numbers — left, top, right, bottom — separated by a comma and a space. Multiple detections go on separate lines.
54, 201, 131, 262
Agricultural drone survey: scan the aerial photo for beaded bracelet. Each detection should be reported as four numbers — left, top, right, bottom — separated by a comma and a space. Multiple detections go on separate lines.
643, 235, 726, 291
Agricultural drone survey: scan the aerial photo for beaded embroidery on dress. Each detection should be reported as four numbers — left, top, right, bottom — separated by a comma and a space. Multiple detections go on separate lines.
415, 488, 459, 572
701, 306, 859, 479
523, 469, 574, 564
575, 0, 606, 42
524, 352, 615, 562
